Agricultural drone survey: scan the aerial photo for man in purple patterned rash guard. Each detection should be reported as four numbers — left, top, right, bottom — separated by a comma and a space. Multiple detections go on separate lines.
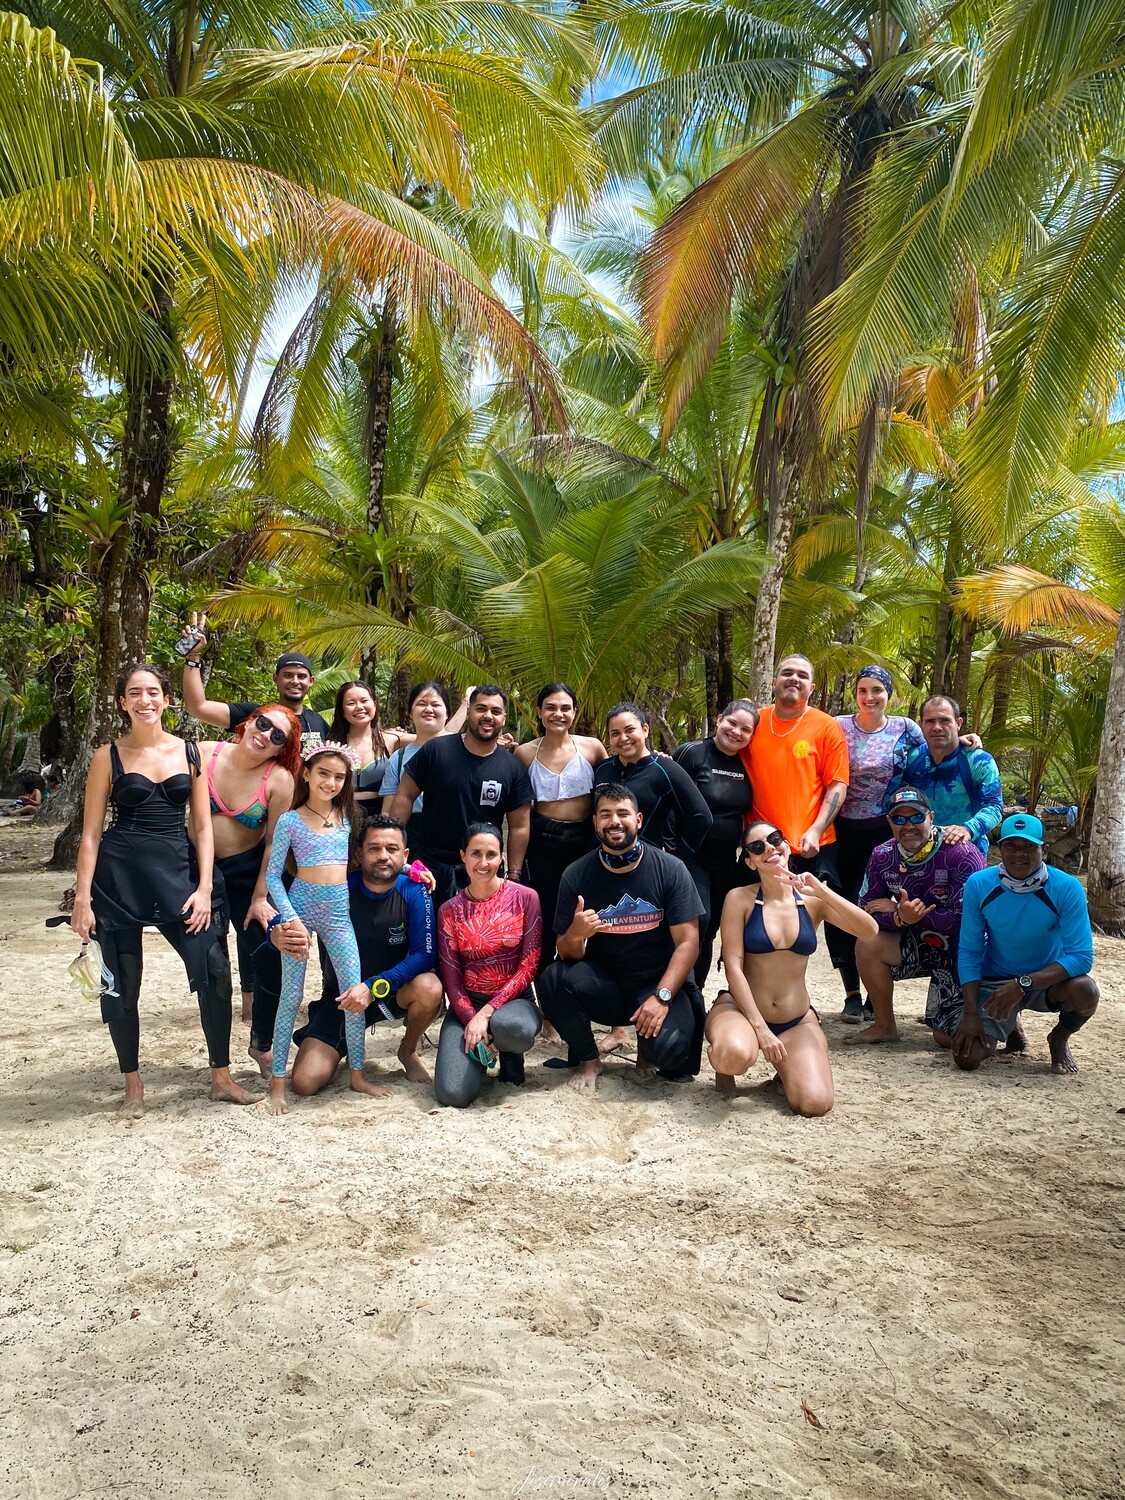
852, 787, 985, 1044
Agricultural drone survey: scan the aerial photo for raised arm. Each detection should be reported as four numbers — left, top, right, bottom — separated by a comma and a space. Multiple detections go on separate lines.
181, 625, 234, 730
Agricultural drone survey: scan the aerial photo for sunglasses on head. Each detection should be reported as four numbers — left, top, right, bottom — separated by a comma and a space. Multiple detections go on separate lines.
254, 714, 289, 748
744, 829, 786, 858
889, 810, 927, 826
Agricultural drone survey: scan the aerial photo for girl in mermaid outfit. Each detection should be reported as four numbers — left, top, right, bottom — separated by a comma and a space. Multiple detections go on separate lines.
265, 741, 390, 1113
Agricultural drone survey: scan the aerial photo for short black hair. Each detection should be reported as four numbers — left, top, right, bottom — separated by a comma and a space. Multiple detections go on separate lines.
605, 700, 648, 727
360, 813, 408, 843
469, 684, 507, 706
461, 821, 503, 850
594, 782, 639, 812
920, 694, 961, 721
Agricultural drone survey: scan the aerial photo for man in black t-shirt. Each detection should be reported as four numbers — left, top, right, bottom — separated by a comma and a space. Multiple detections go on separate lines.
180, 619, 330, 742
538, 784, 705, 1092
385, 685, 533, 903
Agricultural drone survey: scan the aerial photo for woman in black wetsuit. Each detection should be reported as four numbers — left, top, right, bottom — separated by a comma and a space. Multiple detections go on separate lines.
705, 821, 876, 1116
71, 664, 254, 1116
673, 698, 759, 985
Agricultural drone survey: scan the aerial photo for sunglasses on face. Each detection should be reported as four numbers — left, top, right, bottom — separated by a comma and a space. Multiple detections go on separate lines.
744, 829, 786, 858
889, 810, 927, 826
254, 714, 289, 748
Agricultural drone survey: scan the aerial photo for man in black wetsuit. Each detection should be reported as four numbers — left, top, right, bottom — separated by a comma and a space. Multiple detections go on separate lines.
385, 685, 533, 904
274, 816, 445, 1095
538, 784, 705, 1094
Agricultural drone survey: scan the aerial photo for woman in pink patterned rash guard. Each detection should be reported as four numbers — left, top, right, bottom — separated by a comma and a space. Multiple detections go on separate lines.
434, 824, 542, 1105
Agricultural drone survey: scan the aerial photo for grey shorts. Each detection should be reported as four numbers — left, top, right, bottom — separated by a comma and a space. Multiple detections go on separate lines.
975, 977, 1061, 1042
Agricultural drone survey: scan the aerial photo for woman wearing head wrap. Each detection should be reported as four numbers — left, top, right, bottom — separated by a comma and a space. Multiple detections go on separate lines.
833, 667, 924, 1021
833, 666, 981, 1021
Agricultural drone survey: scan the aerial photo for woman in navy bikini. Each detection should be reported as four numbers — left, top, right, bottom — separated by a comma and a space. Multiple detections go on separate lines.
706, 821, 877, 1115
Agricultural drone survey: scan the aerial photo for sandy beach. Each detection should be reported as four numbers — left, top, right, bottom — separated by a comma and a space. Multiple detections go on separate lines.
1, 827, 1122, 1500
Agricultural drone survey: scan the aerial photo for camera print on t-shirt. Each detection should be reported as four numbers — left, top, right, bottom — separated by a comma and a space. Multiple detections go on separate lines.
479, 779, 503, 807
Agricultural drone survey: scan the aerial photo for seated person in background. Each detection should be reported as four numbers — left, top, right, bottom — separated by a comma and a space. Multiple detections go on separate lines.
278, 815, 443, 1096
1, 771, 45, 817
538, 785, 705, 1094
852, 787, 985, 1044
706, 823, 877, 1117
949, 813, 1099, 1075
434, 825, 542, 1106
884, 695, 1002, 854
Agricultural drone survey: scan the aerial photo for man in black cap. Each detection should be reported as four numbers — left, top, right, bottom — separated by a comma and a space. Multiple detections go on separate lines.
852, 786, 986, 1043
178, 613, 330, 741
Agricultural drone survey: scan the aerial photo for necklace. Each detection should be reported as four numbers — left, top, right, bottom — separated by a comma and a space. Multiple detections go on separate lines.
769, 706, 809, 738
304, 802, 336, 831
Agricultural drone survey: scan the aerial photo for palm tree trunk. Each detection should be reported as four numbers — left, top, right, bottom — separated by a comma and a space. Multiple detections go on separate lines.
989, 651, 1014, 737
749, 470, 797, 701
1087, 599, 1125, 934
50, 287, 176, 870
952, 614, 977, 718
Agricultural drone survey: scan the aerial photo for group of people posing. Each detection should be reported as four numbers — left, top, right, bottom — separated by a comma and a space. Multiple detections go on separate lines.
67, 627, 1101, 1119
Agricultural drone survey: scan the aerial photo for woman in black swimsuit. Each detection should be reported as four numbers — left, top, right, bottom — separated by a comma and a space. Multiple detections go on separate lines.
71, 664, 254, 1116
706, 821, 877, 1115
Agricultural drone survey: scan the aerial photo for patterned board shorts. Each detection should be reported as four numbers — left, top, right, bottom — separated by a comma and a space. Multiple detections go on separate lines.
889, 928, 963, 1036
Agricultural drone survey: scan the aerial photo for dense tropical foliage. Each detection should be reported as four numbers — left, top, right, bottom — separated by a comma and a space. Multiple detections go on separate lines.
2, 0, 1123, 928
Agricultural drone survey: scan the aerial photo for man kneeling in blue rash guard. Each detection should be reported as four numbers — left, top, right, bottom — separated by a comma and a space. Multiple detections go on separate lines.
951, 813, 1099, 1075
272, 816, 443, 1092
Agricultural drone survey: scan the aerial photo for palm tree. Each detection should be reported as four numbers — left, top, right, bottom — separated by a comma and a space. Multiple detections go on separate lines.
612, 0, 983, 695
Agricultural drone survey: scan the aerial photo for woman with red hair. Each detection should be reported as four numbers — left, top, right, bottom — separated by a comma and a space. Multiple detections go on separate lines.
198, 705, 300, 1043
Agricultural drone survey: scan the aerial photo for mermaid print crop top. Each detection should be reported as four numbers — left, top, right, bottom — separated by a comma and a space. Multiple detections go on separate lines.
266, 810, 352, 922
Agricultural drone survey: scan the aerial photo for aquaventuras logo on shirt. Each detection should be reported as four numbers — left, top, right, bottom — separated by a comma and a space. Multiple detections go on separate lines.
596, 893, 662, 933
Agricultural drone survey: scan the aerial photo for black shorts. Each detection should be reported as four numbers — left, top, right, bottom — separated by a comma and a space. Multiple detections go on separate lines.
294, 991, 407, 1057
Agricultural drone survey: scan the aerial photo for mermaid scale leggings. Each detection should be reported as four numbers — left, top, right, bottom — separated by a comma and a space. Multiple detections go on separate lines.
272, 878, 365, 1078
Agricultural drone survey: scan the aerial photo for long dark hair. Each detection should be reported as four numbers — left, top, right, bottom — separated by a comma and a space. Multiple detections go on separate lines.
330, 679, 389, 759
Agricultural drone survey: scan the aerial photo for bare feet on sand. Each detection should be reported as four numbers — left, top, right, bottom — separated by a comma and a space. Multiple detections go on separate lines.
1004, 1016, 1028, 1054
598, 1027, 628, 1055
714, 1071, 739, 1097
262, 1077, 289, 1115
116, 1089, 145, 1120
397, 1043, 431, 1083
209, 1068, 256, 1105
568, 1059, 601, 1094
1048, 1025, 1079, 1074
349, 1069, 392, 1099
540, 1021, 564, 1046
855, 1021, 900, 1044
248, 1045, 272, 1079
240, 993, 253, 1027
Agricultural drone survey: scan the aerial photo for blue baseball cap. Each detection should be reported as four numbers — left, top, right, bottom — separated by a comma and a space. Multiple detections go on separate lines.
999, 813, 1044, 845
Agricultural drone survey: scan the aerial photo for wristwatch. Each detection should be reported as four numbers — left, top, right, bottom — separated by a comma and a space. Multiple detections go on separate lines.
1017, 974, 1034, 992
655, 987, 673, 1005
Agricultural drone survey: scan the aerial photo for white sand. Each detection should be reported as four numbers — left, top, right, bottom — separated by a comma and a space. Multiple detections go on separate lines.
1, 833, 1123, 1499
